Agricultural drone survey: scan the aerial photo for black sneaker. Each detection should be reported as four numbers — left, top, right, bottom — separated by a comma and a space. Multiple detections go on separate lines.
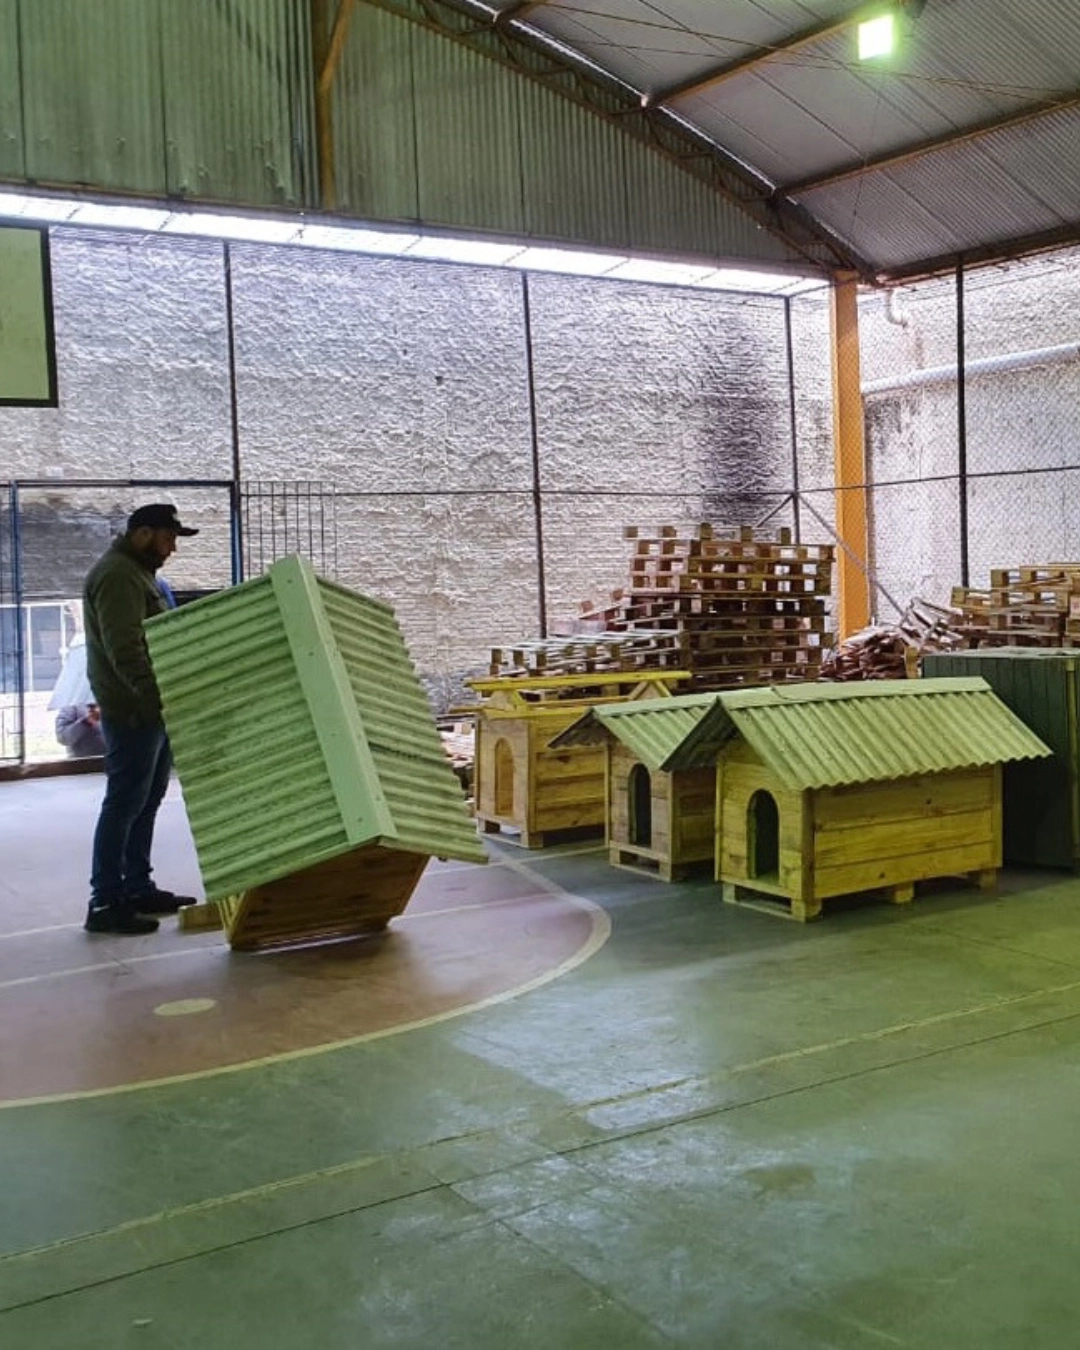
85, 907, 160, 935
128, 889, 199, 916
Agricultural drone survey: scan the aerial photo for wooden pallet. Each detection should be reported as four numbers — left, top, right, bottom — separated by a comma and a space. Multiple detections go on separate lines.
489, 632, 682, 679
608, 842, 708, 882
722, 868, 997, 922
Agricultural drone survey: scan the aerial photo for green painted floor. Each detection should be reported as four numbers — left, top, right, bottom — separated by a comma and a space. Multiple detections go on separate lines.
5, 833, 1080, 1347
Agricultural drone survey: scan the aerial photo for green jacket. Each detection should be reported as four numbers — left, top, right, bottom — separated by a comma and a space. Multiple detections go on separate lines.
84, 536, 168, 726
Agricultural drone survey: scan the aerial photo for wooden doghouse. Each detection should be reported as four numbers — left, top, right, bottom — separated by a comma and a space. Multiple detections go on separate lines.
662, 679, 1050, 921
469, 671, 685, 848
145, 556, 486, 951
553, 692, 720, 880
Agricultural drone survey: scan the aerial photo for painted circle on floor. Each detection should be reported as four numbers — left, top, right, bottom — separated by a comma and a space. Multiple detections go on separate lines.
0, 857, 608, 1107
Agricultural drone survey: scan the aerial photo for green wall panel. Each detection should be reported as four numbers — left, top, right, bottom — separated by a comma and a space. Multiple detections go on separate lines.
924, 650, 1080, 870
162, 0, 314, 207
334, 3, 419, 222
20, 0, 166, 194
0, 0, 24, 179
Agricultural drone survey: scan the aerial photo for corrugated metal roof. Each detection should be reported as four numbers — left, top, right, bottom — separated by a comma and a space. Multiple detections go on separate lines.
799, 105, 1080, 273
5, 0, 1078, 277
554, 692, 720, 770
664, 678, 1051, 786
482, 0, 1080, 279
146, 555, 484, 900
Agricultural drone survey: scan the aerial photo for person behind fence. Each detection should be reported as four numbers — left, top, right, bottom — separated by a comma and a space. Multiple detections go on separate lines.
48, 633, 106, 759
83, 503, 200, 936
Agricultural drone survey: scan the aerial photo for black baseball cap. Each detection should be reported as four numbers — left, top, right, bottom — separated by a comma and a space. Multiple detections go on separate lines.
126, 503, 199, 536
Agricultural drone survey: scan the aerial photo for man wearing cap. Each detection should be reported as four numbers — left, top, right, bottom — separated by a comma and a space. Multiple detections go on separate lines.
82, 504, 200, 935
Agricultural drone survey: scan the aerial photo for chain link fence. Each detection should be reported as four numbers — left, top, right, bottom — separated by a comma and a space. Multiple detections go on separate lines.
853, 247, 1080, 617
2, 225, 1079, 763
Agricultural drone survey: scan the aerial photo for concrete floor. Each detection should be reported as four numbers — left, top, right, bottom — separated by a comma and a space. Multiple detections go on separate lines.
4, 778, 1080, 1346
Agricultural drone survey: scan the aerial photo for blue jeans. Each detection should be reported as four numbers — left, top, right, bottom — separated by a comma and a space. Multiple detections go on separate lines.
89, 718, 173, 909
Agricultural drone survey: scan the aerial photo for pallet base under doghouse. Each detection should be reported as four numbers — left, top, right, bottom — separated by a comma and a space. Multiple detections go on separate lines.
476, 814, 603, 850
722, 867, 998, 922
208, 845, 429, 952
608, 844, 710, 882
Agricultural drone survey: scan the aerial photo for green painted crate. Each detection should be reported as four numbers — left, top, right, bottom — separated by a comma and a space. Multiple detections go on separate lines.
923, 650, 1080, 870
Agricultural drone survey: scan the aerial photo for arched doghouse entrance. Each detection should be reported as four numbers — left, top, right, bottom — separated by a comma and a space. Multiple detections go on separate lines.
747, 790, 780, 879
629, 763, 652, 847
494, 738, 515, 816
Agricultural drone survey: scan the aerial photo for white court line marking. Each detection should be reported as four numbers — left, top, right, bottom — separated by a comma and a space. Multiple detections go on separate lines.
0, 857, 530, 944
0, 866, 611, 1108
0, 893, 560, 988
0, 944, 225, 990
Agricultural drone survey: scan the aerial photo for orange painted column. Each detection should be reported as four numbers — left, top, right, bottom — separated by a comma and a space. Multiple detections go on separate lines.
830, 272, 871, 637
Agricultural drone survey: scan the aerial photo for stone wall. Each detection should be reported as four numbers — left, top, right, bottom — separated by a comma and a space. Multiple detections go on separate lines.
0, 227, 831, 706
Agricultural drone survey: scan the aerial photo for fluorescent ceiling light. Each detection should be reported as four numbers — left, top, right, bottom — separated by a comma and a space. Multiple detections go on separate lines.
160, 212, 300, 244
605, 259, 717, 286
295, 224, 420, 254
0, 189, 822, 294
694, 268, 823, 296
858, 12, 895, 59
0, 191, 77, 222
69, 202, 171, 231
406, 236, 526, 266
508, 246, 624, 276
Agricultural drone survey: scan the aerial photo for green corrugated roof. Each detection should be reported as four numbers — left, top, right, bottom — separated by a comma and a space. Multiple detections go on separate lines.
145, 556, 485, 900
664, 678, 1052, 787
553, 692, 721, 771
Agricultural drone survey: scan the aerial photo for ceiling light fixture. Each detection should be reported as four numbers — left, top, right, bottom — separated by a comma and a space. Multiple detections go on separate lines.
857, 11, 895, 59
858, 1, 926, 61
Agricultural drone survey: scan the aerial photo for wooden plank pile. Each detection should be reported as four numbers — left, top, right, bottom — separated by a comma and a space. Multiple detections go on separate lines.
438, 719, 476, 792
951, 566, 1080, 648
820, 597, 966, 680
605, 524, 835, 691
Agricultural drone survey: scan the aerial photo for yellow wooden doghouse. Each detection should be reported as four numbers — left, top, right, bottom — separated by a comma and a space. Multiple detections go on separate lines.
552, 692, 721, 879
469, 671, 686, 848
662, 678, 1051, 921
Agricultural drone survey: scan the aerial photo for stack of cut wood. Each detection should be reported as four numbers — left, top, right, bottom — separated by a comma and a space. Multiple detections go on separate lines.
820, 598, 967, 681
487, 631, 683, 679
951, 566, 1080, 647
602, 524, 834, 691
439, 720, 476, 793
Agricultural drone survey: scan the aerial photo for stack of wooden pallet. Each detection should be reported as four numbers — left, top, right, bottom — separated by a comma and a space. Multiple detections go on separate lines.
607, 524, 835, 691
488, 631, 683, 679
951, 566, 1080, 647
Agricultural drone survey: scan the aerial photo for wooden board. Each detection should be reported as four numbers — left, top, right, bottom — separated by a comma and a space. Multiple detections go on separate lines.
224, 844, 427, 952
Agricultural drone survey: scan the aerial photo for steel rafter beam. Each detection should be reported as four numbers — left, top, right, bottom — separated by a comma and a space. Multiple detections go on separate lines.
782, 89, 1080, 197
880, 220, 1080, 286
355, 0, 869, 275
493, 0, 546, 23
643, 2, 886, 110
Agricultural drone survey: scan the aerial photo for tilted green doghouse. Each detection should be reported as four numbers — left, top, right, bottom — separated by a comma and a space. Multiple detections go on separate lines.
662, 679, 1051, 921
145, 556, 486, 951
552, 692, 720, 880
